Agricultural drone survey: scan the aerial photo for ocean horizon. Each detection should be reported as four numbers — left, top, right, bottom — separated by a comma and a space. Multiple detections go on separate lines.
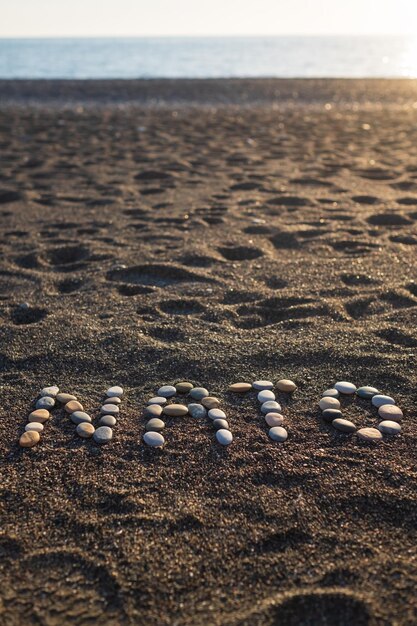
1, 35, 417, 79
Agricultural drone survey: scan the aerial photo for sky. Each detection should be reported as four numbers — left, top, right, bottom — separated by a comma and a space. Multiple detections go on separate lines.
1, 0, 417, 37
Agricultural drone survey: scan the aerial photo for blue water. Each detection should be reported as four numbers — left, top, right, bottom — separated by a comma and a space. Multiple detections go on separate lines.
1, 36, 417, 79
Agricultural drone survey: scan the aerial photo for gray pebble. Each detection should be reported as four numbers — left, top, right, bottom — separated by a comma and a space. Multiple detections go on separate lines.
188, 403, 207, 419
36, 396, 55, 410
357, 386, 379, 399
93, 426, 113, 444
260, 400, 281, 414
322, 388, 340, 399
40, 385, 59, 398
100, 403, 119, 415
268, 426, 288, 442
71, 411, 92, 425
189, 387, 209, 400
334, 381, 357, 395
143, 431, 165, 447
322, 409, 343, 423
253, 380, 273, 390
100, 415, 117, 427
157, 385, 177, 398
216, 429, 233, 446
145, 418, 165, 432
332, 418, 356, 433
378, 420, 401, 435
106, 385, 123, 397
208, 408, 226, 420
147, 396, 167, 406
213, 419, 229, 430
372, 394, 395, 408
257, 390, 275, 403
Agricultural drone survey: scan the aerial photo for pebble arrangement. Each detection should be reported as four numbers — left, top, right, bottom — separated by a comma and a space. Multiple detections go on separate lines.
319, 381, 403, 441
19, 385, 123, 448
229, 378, 296, 442
143, 382, 233, 447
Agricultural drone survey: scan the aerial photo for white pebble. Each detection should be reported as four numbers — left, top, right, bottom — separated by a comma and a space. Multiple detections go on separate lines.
25, 422, 44, 433
260, 400, 281, 414
157, 385, 177, 398
143, 431, 165, 447
372, 394, 395, 408
40, 385, 59, 398
268, 426, 288, 442
147, 396, 167, 406
106, 385, 123, 398
319, 397, 341, 411
93, 426, 113, 444
100, 403, 119, 415
378, 420, 401, 435
252, 380, 273, 390
208, 408, 226, 420
216, 429, 233, 446
334, 381, 357, 395
257, 390, 275, 403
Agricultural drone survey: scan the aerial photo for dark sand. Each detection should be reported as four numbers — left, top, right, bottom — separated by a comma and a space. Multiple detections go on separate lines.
0, 79, 416, 626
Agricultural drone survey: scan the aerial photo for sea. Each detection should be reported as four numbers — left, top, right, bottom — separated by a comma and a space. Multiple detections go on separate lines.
0, 36, 417, 79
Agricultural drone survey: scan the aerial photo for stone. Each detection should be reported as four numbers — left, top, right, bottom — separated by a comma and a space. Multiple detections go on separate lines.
322, 388, 340, 398
100, 415, 117, 427
103, 396, 122, 405
56, 392, 77, 404
332, 418, 356, 433
189, 387, 209, 400
36, 396, 55, 410
257, 390, 275, 403
252, 380, 273, 390
372, 395, 395, 408
213, 418, 229, 430
260, 401, 281, 414
76, 422, 95, 438
143, 431, 165, 447
19, 430, 40, 447
106, 385, 123, 397
157, 385, 177, 398
145, 418, 165, 432
357, 386, 379, 399
25, 422, 44, 433
163, 404, 188, 417
100, 403, 119, 415
378, 404, 403, 422
319, 397, 341, 411
65, 400, 84, 413
28, 409, 50, 423
268, 426, 288, 442
334, 381, 357, 395
147, 396, 167, 406
201, 396, 221, 409
188, 403, 207, 419
265, 412, 284, 427
322, 409, 343, 423
93, 426, 113, 444
276, 379, 297, 393
71, 411, 92, 425
208, 408, 226, 420
228, 382, 252, 393
357, 427, 383, 442
378, 420, 401, 435
40, 385, 59, 398
216, 429, 233, 445
175, 382, 193, 394
144, 404, 163, 418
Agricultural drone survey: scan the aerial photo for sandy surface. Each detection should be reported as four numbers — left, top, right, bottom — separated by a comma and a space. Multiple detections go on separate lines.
0, 79, 416, 626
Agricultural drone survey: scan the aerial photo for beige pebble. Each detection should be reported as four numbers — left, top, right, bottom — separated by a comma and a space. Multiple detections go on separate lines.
76, 422, 95, 438
65, 400, 84, 413
56, 392, 77, 404
175, 381, 193, 393
19, 430, 40, 448
201, 396, 221, 409
276, 379, 297, 393
319, 397, 341, 411
145, 418, 165, 432
25, 422, 44, 433
229, 382, 252, 393
28, 409, 50, 423
163, 404, 188, 417
103, 396, 122, 405
265, 412, 284, 427
144, 404, 163, 418
378, 404, 403, 422
357, 427, 383, 442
